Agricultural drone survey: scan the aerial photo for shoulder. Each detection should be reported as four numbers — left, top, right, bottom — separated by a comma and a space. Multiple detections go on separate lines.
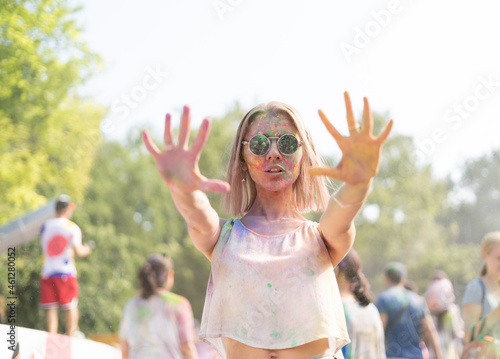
217, 217, 235, 240
375, 290, 391, 308
407, 290, 422, 300
377, 288, 392, 301
66, 219, 81, 230
367, 302, 382, 315
408, 292, 427, 309
123, 296, 141, 311
463, 278, 484, 305
465, 278, 483, 291
161, 292, 190, 307
464, 278, 484, 298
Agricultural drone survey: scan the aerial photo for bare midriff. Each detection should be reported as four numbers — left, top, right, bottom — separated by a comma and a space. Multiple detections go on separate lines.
224, 337, 330, 359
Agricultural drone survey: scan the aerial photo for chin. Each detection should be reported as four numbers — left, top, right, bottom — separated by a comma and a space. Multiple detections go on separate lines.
254, 179, 296, 192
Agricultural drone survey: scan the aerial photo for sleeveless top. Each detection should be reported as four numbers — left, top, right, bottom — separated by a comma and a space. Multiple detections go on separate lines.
119, 292, 196, 359
199, 218, 349, 358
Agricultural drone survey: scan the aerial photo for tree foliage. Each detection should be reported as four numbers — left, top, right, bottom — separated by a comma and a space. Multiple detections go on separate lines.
1, 104, 245, 335
447, 149, 500, 245
353, 115, 480, 298
0, 0, 104, 222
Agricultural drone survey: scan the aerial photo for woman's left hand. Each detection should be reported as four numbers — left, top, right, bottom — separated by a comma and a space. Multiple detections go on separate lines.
309, 91, 393, 185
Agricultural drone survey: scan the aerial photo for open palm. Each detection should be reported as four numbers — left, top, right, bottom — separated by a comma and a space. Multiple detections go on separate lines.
142, 105, 230, 193
309, 92, 393, 185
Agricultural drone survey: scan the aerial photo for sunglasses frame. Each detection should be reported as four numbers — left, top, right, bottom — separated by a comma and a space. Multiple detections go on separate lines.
241, 134, 303, 157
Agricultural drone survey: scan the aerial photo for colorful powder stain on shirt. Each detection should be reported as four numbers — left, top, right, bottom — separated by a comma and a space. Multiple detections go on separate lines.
161, 291, 183, 305
270, 332, 282, 339
199, 218, 350, 356
119, 293, 196, 358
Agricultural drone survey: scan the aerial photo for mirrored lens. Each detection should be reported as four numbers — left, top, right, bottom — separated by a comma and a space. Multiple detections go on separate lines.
249, 135, 270, 156
278, 134, 299, 155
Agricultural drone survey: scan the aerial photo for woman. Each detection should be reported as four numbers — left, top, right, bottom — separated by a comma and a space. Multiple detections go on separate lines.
142, 92, 393, 359
462, 232, 500, 345
424, 270, 463, 359
119, 254, 199, 359
335, 248, 386, 359
462, 298, 500, 358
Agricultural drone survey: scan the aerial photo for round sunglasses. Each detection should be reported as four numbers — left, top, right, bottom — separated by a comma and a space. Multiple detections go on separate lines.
241, 134, 302, 156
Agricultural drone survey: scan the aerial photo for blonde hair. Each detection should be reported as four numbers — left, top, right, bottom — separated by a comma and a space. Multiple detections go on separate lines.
480, 231, 500, 276
223, 101, 331, 216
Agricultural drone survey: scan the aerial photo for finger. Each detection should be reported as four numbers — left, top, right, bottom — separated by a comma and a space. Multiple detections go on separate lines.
318, 109, 343, 145
375, 119, 394, 145
199, 178, 231, 193
191, 118, 211, 161
308, 166, 342, 181
344, 91, 359, 135
361, 97, 373, 135
178, 105, 191, 149
142, 130, 160, 156
163, 113, 174, 147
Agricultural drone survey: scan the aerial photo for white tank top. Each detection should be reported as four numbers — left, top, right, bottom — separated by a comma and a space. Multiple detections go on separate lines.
199, 218, 349, 358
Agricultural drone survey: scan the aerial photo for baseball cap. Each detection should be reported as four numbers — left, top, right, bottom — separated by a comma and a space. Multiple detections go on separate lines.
55, 194, 75, 211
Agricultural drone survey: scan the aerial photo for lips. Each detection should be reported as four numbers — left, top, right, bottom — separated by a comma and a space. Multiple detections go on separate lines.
265, 165, 285, 173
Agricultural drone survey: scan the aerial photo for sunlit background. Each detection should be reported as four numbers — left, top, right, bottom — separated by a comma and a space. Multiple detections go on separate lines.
76, 0, 500, 178
2, 0, 500, 352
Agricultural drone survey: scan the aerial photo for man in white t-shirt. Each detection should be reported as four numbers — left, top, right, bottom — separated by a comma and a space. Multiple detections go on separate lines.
39, 195, 92, 336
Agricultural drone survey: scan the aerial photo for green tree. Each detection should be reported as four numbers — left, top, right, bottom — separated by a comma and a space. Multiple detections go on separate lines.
0, 0, 104, 222
447, 149, 500, 244
7, 104, 245, 335
352, 116, 476, 298
0, 0, 103, 332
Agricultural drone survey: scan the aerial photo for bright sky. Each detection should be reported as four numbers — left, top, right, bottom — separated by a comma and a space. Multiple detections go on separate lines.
75, 0, 500, 178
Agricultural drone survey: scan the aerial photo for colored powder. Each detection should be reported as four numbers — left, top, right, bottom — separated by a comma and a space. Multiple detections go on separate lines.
270, 332, 282, 339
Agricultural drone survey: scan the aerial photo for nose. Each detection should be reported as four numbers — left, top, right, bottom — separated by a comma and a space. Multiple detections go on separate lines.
266, 140, 281, 161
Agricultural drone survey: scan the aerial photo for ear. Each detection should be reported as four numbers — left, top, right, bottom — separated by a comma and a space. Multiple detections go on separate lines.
241, 161, 248, 171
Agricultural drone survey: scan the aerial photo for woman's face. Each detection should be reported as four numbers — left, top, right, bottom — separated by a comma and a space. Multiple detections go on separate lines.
242, 113, 302, 193
483, 244, 500, 279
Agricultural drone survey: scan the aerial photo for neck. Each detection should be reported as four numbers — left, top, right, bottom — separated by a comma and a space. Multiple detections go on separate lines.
483, 273, 500, 287
337, 278, 354, 298
388, 282, 405, 289
246, 186, 300, 221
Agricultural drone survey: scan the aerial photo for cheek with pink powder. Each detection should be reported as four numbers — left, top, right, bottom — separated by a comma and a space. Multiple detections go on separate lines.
242, 115, 303, 192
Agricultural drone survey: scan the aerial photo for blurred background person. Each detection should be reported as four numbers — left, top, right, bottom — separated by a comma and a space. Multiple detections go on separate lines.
119, 254, 199, 359
424, 270, 463, 359
462, 232, 500, 345
376, 262, 443, 359
461, 301, 500, 358
335, 248, 386, 359
404, 278, 430, 359
39, 194, 92, 336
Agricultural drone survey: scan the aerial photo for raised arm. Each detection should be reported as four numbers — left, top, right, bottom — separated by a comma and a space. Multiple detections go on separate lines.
309, 92, 393, 266
421, 315, 444, 359
142, 106, 230, 259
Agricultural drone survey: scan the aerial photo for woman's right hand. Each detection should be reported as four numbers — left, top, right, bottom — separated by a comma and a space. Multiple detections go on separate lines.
142, 105, 231, 194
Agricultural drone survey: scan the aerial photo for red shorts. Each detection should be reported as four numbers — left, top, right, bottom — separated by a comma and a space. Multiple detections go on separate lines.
40, 275, 79, 310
